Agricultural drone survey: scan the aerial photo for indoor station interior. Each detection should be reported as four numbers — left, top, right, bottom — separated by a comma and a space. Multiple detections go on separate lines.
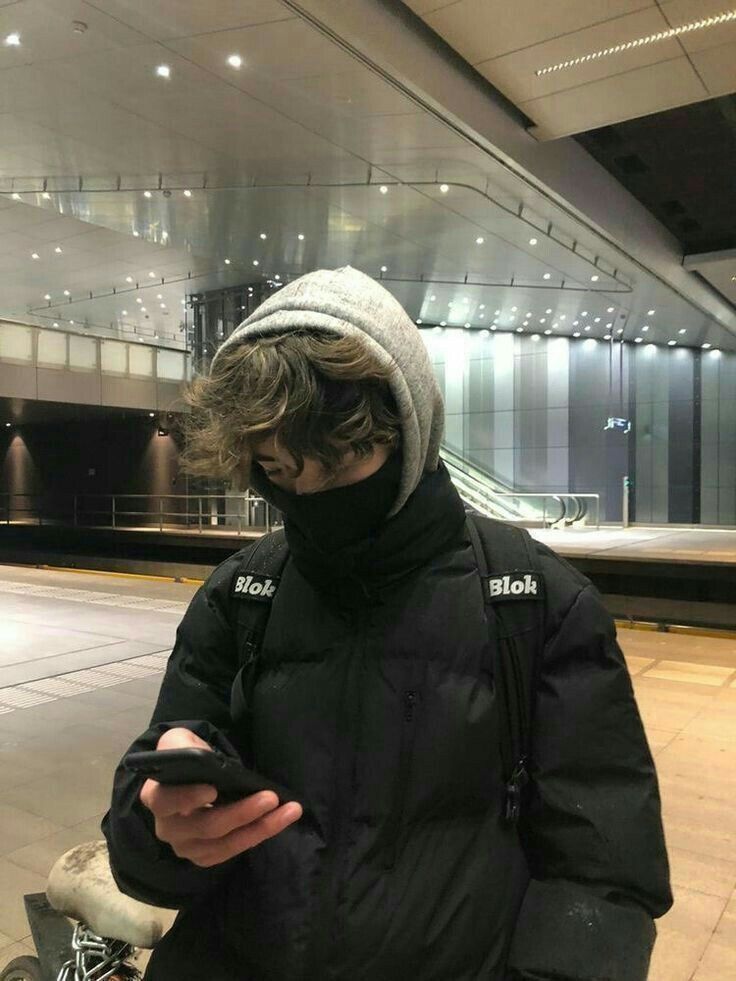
0, 2, 735, 980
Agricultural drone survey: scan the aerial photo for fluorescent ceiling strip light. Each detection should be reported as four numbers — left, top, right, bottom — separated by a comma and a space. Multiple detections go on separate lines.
536, 9, 736, 75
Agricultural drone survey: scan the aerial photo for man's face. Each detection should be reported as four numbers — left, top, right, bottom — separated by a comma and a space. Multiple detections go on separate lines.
250, 434, 391, 495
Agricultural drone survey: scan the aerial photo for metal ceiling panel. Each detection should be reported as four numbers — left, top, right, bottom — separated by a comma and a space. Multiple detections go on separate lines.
419, 0, 653, 65
87, 0, 293, 40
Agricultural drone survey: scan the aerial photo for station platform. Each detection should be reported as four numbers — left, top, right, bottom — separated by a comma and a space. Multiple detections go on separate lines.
0, 562, 734, 981
2, 522, 736, 631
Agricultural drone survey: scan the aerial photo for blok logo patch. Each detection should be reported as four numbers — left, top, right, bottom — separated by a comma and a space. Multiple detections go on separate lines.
485, 573, 542, 602
231, 573, 279, 602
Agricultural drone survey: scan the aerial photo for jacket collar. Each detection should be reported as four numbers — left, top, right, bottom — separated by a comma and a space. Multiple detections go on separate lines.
282, 461, 467, 610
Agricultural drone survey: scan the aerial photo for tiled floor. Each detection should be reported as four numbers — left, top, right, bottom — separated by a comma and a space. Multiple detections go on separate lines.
0, 565, 734, 980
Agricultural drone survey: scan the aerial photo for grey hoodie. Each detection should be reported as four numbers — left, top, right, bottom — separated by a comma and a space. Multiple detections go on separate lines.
209, 266, 444, 517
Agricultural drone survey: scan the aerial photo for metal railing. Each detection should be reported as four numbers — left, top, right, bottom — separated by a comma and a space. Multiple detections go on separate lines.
0, 493, 282, 536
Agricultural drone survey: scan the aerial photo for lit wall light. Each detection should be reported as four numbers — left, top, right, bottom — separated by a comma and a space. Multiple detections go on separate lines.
156, 64, 171, 79
535, 11, 736, 76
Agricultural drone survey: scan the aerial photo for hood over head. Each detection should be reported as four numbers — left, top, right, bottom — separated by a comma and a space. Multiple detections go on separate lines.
209, 266, 445, 517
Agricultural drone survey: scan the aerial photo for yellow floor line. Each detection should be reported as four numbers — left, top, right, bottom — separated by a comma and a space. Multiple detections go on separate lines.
36, 564, 205, 586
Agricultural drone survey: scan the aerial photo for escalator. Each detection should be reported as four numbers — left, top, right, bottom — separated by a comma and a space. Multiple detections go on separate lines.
440, 445, 594, 528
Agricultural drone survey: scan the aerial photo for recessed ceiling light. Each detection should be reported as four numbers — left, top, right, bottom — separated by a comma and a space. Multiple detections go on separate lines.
573, 320, 579, 326
604, 334, 611, 340
63, 289, 70, 296
253, 259, 259, 266
585, 325, 591, 332
182, 189, 192, 198
711, 349, 721, 357
53, 322, 59, 327
69, 320, 74, 325
635, 337, 643, 343
143, 190, 152, 199
545, 308, 552, 314
379, 185, 388, 194
133, 230, 140, 237
479, 313, 485, 319
126, 276, 134, 284
430, 295, 436, 301
543, 273, 551, 280
136, 298, 143, 304
148, 271, 156, 278
529, 238, 537, 246
41, 192, 51, 200
552, 322, 558, 328
581, 310, 588, 316
607, 306, 614, 313
4, 33, 21, 47
122, 310, 128, 315
160, 303, 166, 309
531, 334, 540, 342
523, 321, 529, 327
495, 309, 501, 315
11, 193, 21, 200
440, 321, 447, 327
44, 293, 51, 300
617, 327, 624, 334
227, 54, 243, 69
516, 327, 523, 333
648, 309, 655, 315
464, 323, 471, 329
298, 233, 305, 240
476, 237, 484, 245
53, 246, 62, 254
544, 329, 552, 335
560, 314, 566, 320
573, 331, 580, 338
156, 294, 162, 300
439, 184, 449, 193
535, 11, 736, 76
539, 318, 546, 324
594, 317, 601, 323
606, 322, 613, 328
642, 325, 649, 332
702, 343, 712, 349
224, 258, 231, 265
31, 252, 39, 260
679, 328, 686, 334
668, 340, 677, 346
156, 64, 171, 79
416, 318, 423, 325
591, 274, 599, 282
141, 307, 147, 312
260, 233, 267, 240
511, 306, 518, 312
380, 265, 388, 272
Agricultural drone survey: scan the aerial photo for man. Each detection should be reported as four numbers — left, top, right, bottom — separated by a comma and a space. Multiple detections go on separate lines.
103, 266, 672, 980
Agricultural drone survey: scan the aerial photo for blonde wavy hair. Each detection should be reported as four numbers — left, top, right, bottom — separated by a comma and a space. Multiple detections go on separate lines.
179, 331, 402, 486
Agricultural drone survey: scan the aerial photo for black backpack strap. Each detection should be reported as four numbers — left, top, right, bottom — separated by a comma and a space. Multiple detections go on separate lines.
465, 515, 546, 824
228, 530, 290, 766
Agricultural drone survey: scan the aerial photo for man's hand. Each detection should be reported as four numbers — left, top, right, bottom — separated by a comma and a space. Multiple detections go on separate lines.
139, 727, 303, 868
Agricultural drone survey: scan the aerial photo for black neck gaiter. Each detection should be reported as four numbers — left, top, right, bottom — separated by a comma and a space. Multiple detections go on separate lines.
251, 450, 403, 554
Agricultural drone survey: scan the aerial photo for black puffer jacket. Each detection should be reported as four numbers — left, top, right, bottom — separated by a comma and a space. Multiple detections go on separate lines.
103, 465, 672, 981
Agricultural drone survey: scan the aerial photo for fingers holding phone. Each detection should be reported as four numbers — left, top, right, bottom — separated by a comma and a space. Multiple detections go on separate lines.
135, 726, 303, 867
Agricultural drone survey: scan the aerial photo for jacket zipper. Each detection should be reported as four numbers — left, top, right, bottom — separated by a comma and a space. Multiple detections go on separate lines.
383, 689, 419, 871
504, 638, 529, 823
302, 606, 369, 980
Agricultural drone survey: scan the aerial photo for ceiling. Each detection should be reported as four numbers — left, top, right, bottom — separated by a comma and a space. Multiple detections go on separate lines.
0, 0, 734, 358
403, 0, 736, 139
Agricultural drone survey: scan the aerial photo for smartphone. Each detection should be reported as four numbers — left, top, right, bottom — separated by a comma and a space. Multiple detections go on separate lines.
124, 747, 297, 806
